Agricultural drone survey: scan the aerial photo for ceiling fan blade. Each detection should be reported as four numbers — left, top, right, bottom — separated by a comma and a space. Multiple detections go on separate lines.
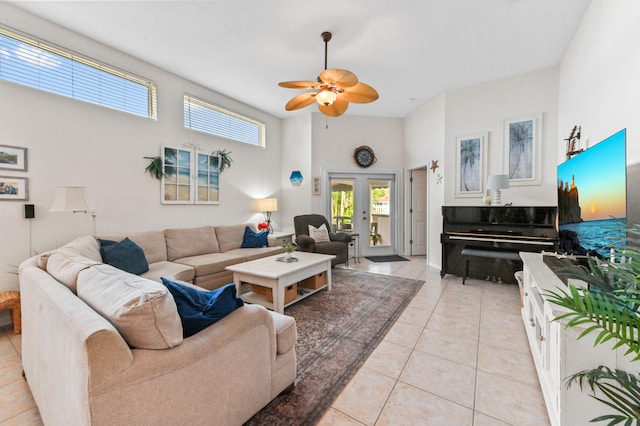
341, 82, 379, 104
319, 69, 358, 88
279, 80, 322, 89
284, 92, 317, 111
317, 96, 349, 117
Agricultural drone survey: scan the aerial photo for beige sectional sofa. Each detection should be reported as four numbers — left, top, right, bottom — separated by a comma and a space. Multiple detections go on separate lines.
18, 224, 296, 426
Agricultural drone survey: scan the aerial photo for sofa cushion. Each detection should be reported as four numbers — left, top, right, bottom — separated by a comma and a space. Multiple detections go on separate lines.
240, 226, 269, 249
98, 238, 149, 275
215, 224, 250, 252
308, 223, 331, 243
161, 279, 244, 338
141, 261, 195, 283
174, 253, 245, 277
98, 231, 168, 264
225, 246, 284, 261
165, 227, 219, 261
77, 264, 183, 349
46, 253, 101, 293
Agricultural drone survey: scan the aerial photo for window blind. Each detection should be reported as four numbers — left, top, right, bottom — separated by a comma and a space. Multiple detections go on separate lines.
0, 26, 157, 119
184, 95, 265, 147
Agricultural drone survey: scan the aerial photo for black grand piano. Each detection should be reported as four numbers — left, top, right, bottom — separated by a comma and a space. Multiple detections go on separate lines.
441, 206, 558, 283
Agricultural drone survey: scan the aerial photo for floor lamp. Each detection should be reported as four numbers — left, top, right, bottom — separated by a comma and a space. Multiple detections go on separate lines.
50, 186, 97, 235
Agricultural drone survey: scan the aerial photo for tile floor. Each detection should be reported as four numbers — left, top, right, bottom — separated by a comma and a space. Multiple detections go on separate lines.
0, 256, 550, 425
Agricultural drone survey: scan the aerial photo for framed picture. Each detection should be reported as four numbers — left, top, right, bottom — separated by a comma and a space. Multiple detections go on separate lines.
161, 146, 220, 204
0, 145, 28, 171
504, 114, 542, 186
0, 175, 29, 201
312, 176, 321, 196
455, 132, 487, 198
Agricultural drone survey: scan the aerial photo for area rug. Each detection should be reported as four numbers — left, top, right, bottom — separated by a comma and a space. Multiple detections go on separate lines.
244, 269, 423, 426
365, 255, 409, 262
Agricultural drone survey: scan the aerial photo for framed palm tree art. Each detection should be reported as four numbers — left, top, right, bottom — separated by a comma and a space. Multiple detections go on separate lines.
455, 132, 487, 198
504, 114, 542, 186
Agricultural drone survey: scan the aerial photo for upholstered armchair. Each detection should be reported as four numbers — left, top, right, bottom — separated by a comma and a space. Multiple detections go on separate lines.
293, 214, 352, 267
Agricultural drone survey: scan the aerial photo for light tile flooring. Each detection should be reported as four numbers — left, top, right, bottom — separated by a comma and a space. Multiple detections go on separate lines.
0, 256, 550, 425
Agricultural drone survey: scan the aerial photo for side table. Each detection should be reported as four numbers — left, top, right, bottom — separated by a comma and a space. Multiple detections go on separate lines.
348, 233, 360, 263
268, 232, 294, 247
0, 291, 21, 335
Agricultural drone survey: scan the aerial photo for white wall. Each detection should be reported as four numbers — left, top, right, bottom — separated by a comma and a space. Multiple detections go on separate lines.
281, 114, 312, 233
0, 4, 283, 291
309, 113, 404, 209
444, 67, 559, 207
559, 0, 640, 224
405, 94, 445, 268
405, 68, 559, 269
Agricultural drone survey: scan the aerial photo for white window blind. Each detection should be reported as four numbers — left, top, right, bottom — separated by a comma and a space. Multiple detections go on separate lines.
0, 26, 157, 119
184, 95, 265, 147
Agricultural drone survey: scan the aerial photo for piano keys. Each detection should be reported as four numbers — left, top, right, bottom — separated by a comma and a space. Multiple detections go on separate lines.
441, 206, 558, 283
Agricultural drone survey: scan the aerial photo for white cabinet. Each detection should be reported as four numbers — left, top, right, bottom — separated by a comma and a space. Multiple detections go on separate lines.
520, 252, 625, 426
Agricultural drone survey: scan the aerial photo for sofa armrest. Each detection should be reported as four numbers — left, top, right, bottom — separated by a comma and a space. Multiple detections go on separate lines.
330, 232, 352, 244
295, 235, 316, 251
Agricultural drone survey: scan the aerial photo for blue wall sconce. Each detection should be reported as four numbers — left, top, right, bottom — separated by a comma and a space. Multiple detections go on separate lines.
289, 170, 303, 186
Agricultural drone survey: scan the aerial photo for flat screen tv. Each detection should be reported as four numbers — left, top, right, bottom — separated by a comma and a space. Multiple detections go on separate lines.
557, 129, 627, 258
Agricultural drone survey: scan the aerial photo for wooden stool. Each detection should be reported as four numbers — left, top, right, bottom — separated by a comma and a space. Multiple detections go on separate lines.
0, 291, 21, 335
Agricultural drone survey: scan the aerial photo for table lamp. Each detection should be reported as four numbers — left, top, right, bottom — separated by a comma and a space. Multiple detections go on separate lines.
486, 175, 510, 206
255, 197, 278, 233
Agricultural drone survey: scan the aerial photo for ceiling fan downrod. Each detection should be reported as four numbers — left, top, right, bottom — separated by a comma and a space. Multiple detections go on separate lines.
321, 31, 331, 70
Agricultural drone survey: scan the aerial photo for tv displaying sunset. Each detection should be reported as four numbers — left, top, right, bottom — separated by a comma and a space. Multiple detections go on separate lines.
557, 129, 627, 257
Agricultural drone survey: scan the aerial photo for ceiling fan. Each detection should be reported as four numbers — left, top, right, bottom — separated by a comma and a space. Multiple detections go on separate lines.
278, 31, 379, 117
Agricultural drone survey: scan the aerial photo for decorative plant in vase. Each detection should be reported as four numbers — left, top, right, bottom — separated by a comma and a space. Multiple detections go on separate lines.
144, 156, 164, 180
544, 223, 640, 425
283, 243, 297, 259
212, 149, 233, 172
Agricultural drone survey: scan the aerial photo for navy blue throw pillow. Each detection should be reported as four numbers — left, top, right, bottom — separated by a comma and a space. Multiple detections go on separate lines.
240, 226, 269, 248
161, 279, 244, 338
98, 237, 149, 275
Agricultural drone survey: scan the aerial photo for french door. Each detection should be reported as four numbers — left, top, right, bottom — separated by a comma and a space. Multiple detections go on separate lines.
327, 172, 397, 257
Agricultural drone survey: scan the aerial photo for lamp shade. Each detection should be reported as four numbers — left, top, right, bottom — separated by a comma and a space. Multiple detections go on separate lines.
486, 174, 510, 190
255, 197, 278, 212
50, 186, 90, 212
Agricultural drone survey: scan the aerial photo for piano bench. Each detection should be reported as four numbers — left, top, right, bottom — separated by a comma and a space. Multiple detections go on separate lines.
460, 248, 521, 284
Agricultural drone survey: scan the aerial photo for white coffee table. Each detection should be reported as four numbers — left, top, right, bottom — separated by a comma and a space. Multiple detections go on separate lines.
226, 252, 335, 313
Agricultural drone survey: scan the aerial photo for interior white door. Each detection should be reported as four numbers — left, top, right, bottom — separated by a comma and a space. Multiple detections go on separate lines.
410, 168, 427, 255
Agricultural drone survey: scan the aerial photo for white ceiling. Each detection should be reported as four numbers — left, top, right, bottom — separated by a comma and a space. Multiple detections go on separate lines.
10, 0, 591, 119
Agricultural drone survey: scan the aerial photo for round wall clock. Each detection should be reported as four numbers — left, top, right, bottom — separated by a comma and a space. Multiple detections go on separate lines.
353, 145, 376, 168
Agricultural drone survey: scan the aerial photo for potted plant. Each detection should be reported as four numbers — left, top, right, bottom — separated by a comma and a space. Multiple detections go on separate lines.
544, 223, 640, 424
283, 242, 297, 259
212, 149, 233, 172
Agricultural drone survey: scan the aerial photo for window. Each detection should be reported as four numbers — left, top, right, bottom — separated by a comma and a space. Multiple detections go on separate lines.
0, 26, 157, 119
184, 95, 265, 147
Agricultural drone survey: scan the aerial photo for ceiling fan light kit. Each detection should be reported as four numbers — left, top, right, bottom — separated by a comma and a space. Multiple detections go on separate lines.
278, 31, 378, 117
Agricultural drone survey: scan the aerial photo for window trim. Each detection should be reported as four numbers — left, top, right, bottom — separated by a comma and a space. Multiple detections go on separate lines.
0, 25, 157, 120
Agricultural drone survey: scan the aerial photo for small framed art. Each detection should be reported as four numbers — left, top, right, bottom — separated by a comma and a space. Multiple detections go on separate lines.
0, 145, 28, 171
0, 176, 29, 201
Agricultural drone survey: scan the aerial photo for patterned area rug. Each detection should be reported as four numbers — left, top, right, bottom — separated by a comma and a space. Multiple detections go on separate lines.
244, 269, 424, 426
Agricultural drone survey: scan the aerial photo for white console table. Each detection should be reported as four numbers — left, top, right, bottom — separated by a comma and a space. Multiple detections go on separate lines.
520, 252, 634, 426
